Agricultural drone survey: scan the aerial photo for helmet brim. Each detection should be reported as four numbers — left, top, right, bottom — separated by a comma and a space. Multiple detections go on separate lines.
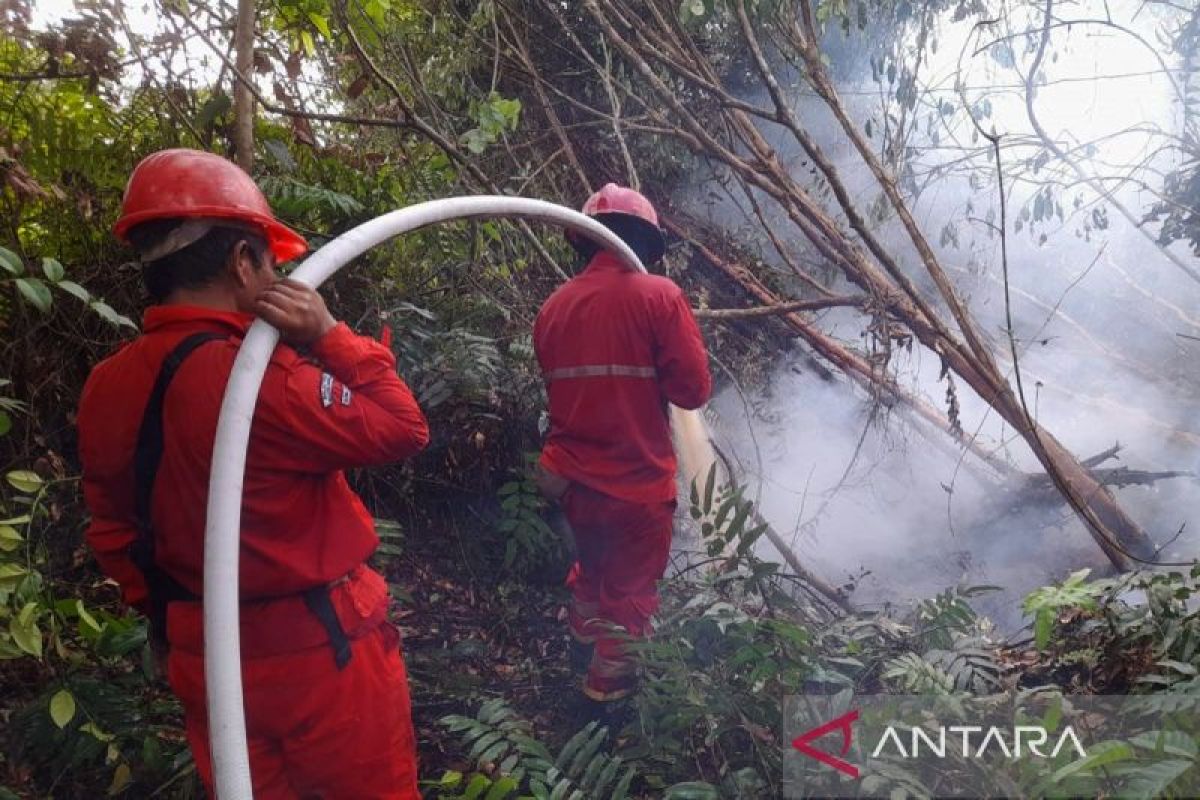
262, 219, 309, 263
114, 208, 308, 264
567, 212, 666, 266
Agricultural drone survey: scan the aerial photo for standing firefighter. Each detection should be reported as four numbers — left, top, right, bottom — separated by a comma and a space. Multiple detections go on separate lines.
534, 184, 712, 702
78, 149, 428, 799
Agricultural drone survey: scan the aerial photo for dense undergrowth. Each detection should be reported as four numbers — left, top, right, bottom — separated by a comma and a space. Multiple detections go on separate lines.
419, 478, 1200, 799
3, 441, 1199, 798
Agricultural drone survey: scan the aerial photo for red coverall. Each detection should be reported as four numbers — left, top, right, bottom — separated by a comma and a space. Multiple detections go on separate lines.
78, 305, 429, 799
533, 251, 712, 699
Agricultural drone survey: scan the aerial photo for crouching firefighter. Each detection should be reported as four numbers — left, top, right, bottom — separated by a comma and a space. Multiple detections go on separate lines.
78, 149, 429, 799
533, 184, 712, 702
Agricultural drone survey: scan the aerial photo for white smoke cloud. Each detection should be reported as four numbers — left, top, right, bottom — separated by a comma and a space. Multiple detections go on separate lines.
676, 0, 1200, 629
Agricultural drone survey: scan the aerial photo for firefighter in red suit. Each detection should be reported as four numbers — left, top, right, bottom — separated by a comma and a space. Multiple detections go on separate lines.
533, 184, 712, 702
77, 149, 428, 798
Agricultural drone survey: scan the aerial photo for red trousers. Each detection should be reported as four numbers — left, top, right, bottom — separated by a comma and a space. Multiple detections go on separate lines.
165, 568, 419, 799
563, 484, 675, 700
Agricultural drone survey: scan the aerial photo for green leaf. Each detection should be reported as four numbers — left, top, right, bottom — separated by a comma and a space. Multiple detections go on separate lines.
107, 763, 132, 795
365, 0, 386, 25
82, 722, 115, 742
0, 524, 22, 552
0, 410, 10, 437
263, 139, 297, 172
56, 280, 91, 303
1156, 659, 1199, 676
90, 301, 137, 329
492, 96, 521, 130
196, 93, 232, 130
0, 563, 27, 589
307, 12, 331, 38
41, 258, 65, 282
1044, 741, 1133, 785
664, 782, 720, 799
702, 462, 716, 513
463, 774, 491, 800
0, 636, 24, 660
76, 600, 102, 637
0, 246, 22, 275
1129, 730, 1198, 758
462, 129, 489, 155
437, 770, 464, 787
1122, 758, 1195, 797
10, 603, 42, 658
50, 689, 76, 728
1064, 568, 1092, 586
300, 30, 315, 57
1034, 609, 1053, 649
15, 278, 52, 313
6, 470, 43, 493
485, 776, 518, 800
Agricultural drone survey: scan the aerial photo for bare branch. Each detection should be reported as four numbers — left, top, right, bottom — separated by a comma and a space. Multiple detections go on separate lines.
694, 296, 868, 319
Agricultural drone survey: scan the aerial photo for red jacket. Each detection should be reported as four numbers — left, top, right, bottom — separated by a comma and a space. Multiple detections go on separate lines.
534, 252, 711, 504
78, 305, 429, 610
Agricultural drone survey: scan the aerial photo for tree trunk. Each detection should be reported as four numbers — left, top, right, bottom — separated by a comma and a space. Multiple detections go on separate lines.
232, 0, 256, 171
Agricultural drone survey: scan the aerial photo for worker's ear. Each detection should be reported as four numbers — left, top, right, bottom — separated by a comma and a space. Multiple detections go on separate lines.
229, 240, 260, 289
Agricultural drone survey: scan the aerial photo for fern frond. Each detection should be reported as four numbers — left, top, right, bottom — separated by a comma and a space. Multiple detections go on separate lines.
439, 702, 638, 800
883, 652, 956, 695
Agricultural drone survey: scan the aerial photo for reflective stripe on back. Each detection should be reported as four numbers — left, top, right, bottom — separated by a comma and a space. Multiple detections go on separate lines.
544, 364, 657, 382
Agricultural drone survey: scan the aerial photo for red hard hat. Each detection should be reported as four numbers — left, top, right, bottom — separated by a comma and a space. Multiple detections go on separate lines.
113, 149, 308, 263
569, 183, 666, 265
581, 183, 659, 226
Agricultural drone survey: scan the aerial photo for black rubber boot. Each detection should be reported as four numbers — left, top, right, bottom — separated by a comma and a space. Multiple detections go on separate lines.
568, 639, 594, 673
568, 692, 636, 732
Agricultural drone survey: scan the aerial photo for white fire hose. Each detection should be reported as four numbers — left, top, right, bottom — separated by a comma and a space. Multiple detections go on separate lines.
203, 197, 660, 799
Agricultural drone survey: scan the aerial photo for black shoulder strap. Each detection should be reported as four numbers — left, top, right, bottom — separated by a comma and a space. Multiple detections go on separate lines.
131, 332, 226, 641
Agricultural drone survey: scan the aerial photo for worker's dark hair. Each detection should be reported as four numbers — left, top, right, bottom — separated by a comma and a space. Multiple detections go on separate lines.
572, 213, 667, 267
128, 219, 269, 304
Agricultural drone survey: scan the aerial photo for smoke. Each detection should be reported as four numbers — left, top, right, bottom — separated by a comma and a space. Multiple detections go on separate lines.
676, 0, 1200, 629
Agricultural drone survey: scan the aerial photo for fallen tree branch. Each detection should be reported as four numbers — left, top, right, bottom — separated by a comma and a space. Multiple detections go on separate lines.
1081, 443, 1123, 469
1069, 467, 1194, 489
693, 296, 866, 319
666, 215, 1016, 482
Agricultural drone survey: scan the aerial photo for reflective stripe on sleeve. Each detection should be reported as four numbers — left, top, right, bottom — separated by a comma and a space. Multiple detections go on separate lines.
543, 364, 657, 382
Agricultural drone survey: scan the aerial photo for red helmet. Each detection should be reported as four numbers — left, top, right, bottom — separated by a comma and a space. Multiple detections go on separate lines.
569, 183, 666, 265
113, 149, 307, 263
581, 183, 659, 225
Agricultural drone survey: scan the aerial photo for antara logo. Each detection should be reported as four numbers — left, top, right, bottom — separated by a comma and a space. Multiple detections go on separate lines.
791, 710, 860, 778
871, 725, 1088, 760
792, 710, 1088, 778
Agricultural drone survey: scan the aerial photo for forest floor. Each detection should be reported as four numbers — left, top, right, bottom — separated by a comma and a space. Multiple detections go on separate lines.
385, 511, 585, 785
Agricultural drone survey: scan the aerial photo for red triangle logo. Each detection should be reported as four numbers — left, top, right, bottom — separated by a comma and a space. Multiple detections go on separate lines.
791, 709, 860, 778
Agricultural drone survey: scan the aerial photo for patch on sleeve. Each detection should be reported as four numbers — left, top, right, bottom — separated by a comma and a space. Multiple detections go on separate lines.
340, 385, 352, 406
320, 373, 334, 408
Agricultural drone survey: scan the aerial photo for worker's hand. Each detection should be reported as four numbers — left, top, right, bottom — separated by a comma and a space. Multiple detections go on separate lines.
255, 278, 337, 346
